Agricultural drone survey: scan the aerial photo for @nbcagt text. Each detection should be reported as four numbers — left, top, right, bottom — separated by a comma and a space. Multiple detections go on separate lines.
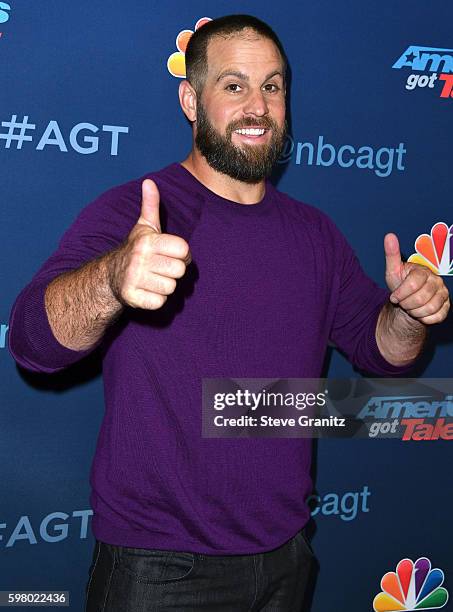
212, 389, 345, 428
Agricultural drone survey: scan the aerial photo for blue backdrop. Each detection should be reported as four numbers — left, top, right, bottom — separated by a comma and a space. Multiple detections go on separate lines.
1, 1, 452, 610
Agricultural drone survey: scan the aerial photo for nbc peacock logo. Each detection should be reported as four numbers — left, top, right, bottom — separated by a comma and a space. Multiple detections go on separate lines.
0, 1, 11, 39
408, 222, 453, 276
167, 17, 212, 78
373, 557, 449, 611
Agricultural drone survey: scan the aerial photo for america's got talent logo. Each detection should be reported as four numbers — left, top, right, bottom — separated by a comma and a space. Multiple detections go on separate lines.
392, 45, 453, 99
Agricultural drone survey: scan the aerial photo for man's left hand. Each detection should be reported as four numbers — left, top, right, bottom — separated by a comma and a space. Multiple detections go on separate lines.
384, 232, 450, 325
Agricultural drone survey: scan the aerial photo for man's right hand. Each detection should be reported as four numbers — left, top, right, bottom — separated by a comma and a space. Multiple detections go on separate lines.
108, 179, 191, 310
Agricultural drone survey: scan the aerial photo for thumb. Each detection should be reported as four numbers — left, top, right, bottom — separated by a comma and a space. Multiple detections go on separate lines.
138, 179, 161, 233
384, 232, 404, 293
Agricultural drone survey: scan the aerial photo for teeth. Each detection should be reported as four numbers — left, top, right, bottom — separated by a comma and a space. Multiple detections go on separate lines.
235, 128, 265, 136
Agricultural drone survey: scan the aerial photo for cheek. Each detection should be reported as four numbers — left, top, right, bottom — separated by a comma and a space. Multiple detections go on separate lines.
271, 102, 286, 123
210, 94, 248, 121
205, 104, 232, 129
218, 110, 243, 135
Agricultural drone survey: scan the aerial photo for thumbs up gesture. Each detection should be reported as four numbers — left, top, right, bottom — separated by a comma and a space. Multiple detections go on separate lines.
109, 179, 191, 310
384, 233, 450, 325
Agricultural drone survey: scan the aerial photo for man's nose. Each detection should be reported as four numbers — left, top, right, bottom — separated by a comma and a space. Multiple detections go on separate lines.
243, 89, 269, 117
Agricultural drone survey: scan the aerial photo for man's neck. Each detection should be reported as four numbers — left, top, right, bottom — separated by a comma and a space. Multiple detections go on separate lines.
180, 150, 266, 205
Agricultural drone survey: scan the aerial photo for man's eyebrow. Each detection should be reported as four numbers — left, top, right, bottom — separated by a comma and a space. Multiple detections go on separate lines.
216, 69, 283, 83
263, 70, 283, 82
216, 70, 248, 82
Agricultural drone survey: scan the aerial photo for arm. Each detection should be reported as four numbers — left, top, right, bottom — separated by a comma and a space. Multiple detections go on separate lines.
375, 233, 450, 366
45, 179, 190, 351
44, 249, 123, 351
324, 217, 432, 375
9, 179, 190, 368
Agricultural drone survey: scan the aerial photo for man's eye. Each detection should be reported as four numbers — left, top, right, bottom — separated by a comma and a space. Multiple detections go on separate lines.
225, 83, 242, 92
263, 83, 280, 92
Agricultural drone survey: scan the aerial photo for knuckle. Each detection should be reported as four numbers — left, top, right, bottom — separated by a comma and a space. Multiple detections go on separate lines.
150, 232, 165, 251
153, 276, 167, 295
133, 234, 155, 258
429, 276, 441, 290
122, 289, 142, 310
153, 275, 176, 295
173, 260, 186, 278
121, 286, 134, 306
420, 315, 433, 325
425, 301, 438, 315
413, 293, 426, 308
147, 232, 164, 253
164, 256, 176, 273
178, 238, 190, 259
151, 294, 167, 309
149, 254, 165, 274
143, 293, 163, 310
407, 279, 419, 293
151, 255, 169, 275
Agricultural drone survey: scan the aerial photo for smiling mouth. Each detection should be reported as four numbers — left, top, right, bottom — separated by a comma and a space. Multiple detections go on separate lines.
234, 127, 266, 136
233, 127, 269, 141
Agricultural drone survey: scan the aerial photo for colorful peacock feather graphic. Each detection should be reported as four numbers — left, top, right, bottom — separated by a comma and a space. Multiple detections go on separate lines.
373, 557, 449, 611
408, 222, 453, 276
167, 17, 212, 78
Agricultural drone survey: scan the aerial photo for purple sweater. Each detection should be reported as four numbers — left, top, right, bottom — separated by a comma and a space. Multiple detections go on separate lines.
9, 163, 411, 554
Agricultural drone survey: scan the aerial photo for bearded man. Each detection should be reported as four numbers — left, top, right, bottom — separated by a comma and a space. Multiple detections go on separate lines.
8, 14, 449, 612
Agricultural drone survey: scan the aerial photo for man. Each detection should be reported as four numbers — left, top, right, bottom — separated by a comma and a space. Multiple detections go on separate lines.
8, 14, 449, 612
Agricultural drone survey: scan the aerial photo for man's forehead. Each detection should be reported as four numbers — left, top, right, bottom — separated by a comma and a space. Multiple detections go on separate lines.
206, 31, 284, 79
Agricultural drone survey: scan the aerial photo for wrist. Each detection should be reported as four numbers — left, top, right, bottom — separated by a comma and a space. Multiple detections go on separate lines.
103, 247, 126, 308
376, 301, 426, 365
388, 302, 426, 337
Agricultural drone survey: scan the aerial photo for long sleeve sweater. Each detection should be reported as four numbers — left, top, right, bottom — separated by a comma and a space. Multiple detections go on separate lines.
9, 163, 413, 554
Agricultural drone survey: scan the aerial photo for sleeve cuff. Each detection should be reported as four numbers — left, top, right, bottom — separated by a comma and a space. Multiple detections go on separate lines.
11, 279, 93, 373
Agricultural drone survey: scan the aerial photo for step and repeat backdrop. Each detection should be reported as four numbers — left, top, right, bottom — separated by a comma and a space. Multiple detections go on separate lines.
1, 1, 452, 610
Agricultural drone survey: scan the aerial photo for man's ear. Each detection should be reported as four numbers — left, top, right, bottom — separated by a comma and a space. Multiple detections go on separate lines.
179, 80, 197, 122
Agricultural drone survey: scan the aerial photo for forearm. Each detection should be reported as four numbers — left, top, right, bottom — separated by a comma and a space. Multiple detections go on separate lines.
44, 249, 123, 351
375, 301, 427, 366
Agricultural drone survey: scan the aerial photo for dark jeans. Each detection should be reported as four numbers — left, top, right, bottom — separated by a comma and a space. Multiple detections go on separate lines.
84, 529, 315, 611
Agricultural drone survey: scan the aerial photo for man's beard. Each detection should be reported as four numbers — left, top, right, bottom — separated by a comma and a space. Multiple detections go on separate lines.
195, 102, 287, 184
